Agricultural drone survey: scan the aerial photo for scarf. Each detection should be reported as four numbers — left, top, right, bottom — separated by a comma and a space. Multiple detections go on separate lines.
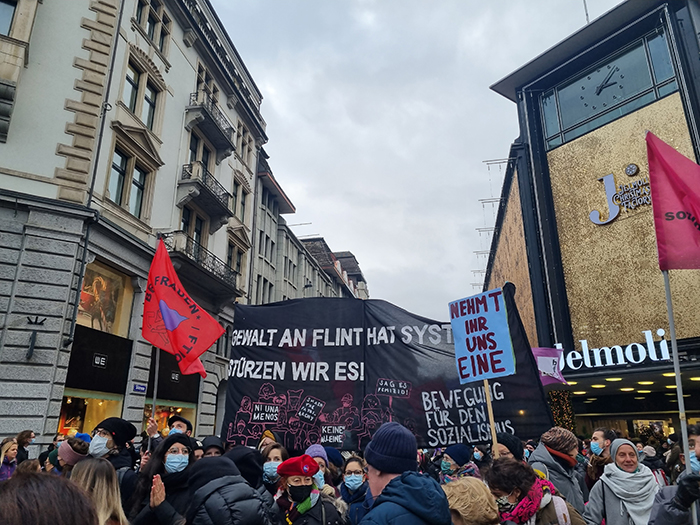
500, 478, 556, 524
600, 462, 658, 525
439, 461, 481, 484
277, 487, 320, 524
587, 453, 612, 481
545, 446, 577, 468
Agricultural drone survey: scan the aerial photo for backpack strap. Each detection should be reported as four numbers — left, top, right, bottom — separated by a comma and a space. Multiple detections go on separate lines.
116, 466, 130, 485
552, 496, 571, 524
322, 499, 326, 524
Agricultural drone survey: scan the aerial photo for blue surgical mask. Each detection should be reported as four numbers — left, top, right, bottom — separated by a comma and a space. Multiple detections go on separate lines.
524, 449, 531, 459
473, 451, 482, 461
344, 473, 363, 492
668, 438, 673, 445
590, 442, 603, 456
169, 427, 184, 436
441, 459, 454, 474
313, 470, 325, 489
164, 454, 189, 474
89, 435, 109, 458
691, 453, 700, 475
263, 461, 281, 484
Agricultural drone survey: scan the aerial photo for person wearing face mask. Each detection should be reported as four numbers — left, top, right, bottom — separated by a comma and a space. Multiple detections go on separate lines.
486, 457, 584, 525
186, 456, 273, 525
648, 435, 700, 525
305, 444, 340, 498
529, 427, 585, 514
584, 439, 659, 525
472, 444, 493, 477
261, 443, 289, 494
14, 429, 35, 465
585, 427, 616, 490
276, 454, 344, 525
340, 456, 370, 524
90, 417, 138, 511
439, 444, 480, 484
128, 433, 193, 525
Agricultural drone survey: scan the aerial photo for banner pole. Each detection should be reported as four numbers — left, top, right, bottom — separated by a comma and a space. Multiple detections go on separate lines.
663, 270, 690, 457
149, 348, 161, 453
484, 379, 499, 458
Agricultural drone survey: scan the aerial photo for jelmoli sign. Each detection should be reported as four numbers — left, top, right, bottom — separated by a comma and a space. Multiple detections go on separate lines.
557, 328, 670, 372
589, 163, 652, 226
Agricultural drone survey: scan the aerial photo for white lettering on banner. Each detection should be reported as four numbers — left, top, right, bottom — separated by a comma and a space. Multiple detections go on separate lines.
227, 358, 365, 382
558, 329, 670, 371
231, 324, 454, 349
420, 382, 512, 446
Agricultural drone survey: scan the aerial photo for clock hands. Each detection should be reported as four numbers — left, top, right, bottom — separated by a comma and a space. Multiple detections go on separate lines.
595, 66, 619, 95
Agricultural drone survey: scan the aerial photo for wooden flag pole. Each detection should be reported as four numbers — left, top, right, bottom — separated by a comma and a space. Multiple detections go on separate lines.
484, 379, 499, 458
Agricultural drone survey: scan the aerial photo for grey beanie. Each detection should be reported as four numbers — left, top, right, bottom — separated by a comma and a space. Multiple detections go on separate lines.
610, 438, 636, 464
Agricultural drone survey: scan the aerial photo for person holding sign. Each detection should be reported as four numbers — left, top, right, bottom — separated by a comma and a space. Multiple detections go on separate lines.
275, 454, 344, 525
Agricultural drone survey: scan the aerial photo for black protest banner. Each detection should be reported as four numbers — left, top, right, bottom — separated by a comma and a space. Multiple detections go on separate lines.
223, 284, 553, 452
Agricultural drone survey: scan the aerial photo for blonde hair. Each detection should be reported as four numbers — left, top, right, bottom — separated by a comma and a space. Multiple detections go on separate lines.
442, 477, 500, 525
70, 458, 128, 525
1, 437, 17, 465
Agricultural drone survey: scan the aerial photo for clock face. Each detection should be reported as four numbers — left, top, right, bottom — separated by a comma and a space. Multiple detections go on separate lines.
557, 42, 653, 130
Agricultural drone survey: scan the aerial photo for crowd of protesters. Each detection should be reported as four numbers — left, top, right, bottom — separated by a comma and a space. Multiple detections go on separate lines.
2, 419, 700, 525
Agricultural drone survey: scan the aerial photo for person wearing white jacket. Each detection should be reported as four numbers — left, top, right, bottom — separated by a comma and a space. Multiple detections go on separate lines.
583, 439, 659, 525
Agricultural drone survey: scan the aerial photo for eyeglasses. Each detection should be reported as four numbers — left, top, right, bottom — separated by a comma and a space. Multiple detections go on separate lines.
93, 429, 110, 438
167, 447, 190, 456
344, 470, 363, 476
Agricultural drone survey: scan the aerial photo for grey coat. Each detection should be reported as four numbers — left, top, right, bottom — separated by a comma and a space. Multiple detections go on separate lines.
584, 479, 650, 525
529, 443, 585, 514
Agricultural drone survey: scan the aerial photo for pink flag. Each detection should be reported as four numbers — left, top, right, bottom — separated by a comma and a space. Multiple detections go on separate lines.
646, 132, 700, 270
531, 347, 567, 386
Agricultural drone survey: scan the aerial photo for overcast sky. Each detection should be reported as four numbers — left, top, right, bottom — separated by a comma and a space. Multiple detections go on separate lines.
212, 0, 622, 321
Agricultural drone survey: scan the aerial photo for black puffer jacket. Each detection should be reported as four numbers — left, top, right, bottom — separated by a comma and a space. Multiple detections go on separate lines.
186, 475, 273, 525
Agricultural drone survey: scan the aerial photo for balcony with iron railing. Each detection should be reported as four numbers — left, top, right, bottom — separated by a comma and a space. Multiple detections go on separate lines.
184, 90, 235, 163
161, 231, 241, 300
176, 161, 233, 234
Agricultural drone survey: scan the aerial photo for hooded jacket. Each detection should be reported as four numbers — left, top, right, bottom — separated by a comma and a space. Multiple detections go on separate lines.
359, 471, 450, 525
529, 442, 585, 514
186, 475, 272, 525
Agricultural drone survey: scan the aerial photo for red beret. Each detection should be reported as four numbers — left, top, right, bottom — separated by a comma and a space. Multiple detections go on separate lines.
277, 454, 319, 478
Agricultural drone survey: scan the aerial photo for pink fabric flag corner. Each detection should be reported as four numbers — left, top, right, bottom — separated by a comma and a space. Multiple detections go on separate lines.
531, 347, 567, 386
646, 132, 700, 270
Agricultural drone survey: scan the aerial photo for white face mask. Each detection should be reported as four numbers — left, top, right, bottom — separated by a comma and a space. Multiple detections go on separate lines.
89, 435, 109, 458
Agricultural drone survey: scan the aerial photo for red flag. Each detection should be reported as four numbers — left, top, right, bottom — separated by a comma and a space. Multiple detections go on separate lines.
646, 132, 700, 270
142, 239, 224, 378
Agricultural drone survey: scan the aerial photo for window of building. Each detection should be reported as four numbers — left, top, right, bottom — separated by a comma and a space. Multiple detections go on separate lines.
76, 261, 134, 337
122, 60, 161, 132
240, 190, 247, 222
0, 0, 16, 36
134, 0, 171, 54
197, 64, 216, 97
232, 181, 240, 215
540, 29, 677, 150
181, 206, 207, 247
236, 121, 254, 168
107, 148, 151, 220
188, 132, 213, 172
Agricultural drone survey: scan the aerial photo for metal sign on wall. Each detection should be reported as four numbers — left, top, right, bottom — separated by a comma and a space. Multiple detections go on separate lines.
589, 163, 651, 225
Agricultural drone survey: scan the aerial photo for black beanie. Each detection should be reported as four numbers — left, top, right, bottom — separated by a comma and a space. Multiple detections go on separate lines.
224, 446, 263, 488
364, 422, 417, 474
95, 417, 137, 447
188, 456, 240, 495
444, 444, 472, 467
497, 433, 524, 461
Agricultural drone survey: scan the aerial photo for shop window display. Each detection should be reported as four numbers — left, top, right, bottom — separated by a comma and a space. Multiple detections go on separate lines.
142, 402, 196, 436
59, 389, 124, 435
77, 261, 134, 338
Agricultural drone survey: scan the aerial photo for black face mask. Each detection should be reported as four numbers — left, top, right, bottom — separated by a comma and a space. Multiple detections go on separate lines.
288, 484, 313, 503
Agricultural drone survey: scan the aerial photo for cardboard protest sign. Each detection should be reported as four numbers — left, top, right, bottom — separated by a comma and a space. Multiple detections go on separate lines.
449, 288, 516, 384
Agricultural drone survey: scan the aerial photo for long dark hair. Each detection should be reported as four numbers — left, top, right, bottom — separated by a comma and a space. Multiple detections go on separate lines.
127, 434, 194, 519
0, 472, 98, 525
